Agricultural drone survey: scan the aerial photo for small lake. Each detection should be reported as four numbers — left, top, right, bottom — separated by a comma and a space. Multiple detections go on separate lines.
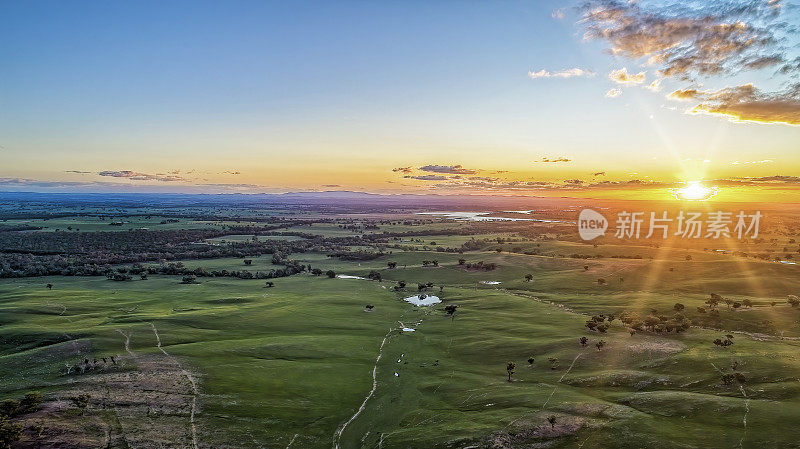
403, 294, 442, 306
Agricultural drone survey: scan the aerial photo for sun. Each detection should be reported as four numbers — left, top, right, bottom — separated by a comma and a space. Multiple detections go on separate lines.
673, 181, 717, 201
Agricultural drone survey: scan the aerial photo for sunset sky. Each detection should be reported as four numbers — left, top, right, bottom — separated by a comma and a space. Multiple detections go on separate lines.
1, 0, 799, 202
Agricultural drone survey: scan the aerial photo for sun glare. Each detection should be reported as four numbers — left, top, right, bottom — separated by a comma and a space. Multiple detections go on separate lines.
673, 181, 717, 201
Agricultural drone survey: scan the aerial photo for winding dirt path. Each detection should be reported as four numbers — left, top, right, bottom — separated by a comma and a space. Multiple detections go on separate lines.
332, 327, 393, 449
150, 322, 200, 449
115, 329, 134, 356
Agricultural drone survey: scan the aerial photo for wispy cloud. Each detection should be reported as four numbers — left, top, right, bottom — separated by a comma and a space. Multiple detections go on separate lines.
528, 68, 595, 79
418, 164, 478, 175
732, 159, 775, 165
605, 88, 621, 98
405, 174, 449, 181
392, 166, 413, 174
98, 170, 185, 182
608, 67, 645, 84
534, 157, 572, 163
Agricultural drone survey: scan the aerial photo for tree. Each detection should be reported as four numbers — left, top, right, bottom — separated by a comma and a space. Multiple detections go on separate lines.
579, 336, 588, 347
506, 362, 516, 382
788, 295, 799, 307
597, 278, 606, 285
524, 274, 533, 282
527, 356, 535, 365
365, 305, 374, 311
265, 281, 274, 288
46, 283, 53, 290
595, 340, 606, 351
444, 304, 458, 318
69, 394, 90, 414
673, 303, 685, 312
547, 415, 557, 429
0, 416, 22, 449
387, 262, 397, 269
326, 270, 336, 278
583, 265, 589, 271
367, 270, 382, 282
180, 275, 197, 284
140, 273, 148, 280
0, 400, 19, 418
18, 392, 42, 414
458, 259, 466, 265
548, 357, 559, 370
243, 259, 253, 265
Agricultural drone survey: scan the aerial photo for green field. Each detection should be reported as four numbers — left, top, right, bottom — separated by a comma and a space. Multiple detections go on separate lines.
2, 214, 800, 448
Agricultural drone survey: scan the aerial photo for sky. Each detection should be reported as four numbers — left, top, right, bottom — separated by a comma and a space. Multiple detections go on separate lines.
1, 0, 799, 202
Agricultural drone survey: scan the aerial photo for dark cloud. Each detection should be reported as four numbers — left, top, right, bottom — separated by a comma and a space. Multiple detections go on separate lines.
392, 166, 413, 174
98, 170, 185, 182
418, 164, 479, 175
65, 170, 91, 174
592, 171, 606, 176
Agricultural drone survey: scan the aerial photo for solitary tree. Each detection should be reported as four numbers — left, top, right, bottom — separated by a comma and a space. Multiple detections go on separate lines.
46, 283, 53, 290
524, 274, 533, 282
387, 262, 397, 269
595, 340, 606, 351
265, 281, 274, 288
547, 415, 557, 429
579, 336, 588, 347
506, 362, 516, 382
326, 270, 336, 278
674, 303, 685, 312
527, 356, 535, 366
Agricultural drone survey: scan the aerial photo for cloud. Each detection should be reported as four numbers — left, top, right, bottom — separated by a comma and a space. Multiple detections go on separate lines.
780, 56, 800, 75
645, 78, 663, 92
405, 174, 450, 181
732, 159, 774, 164
528, 68, 595, 79
65, 170, 91, 174
581, 0, 786, 80
392, 166, 413, 174
667, 88, 705, 101
418, 164, 478, 175
605, 88, 622, 98
580, 0, 799, 126
592, 171, 606, 176
688, 83, 800, 125
98, 170, 185, 182
608, 67, 646, 84
552, 8, 565, 19
322, 184, 341, 187
534, 157, 572, 163
221, 170, 241, 175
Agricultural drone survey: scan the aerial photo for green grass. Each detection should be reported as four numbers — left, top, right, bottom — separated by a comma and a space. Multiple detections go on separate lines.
3, 217, 800, 448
